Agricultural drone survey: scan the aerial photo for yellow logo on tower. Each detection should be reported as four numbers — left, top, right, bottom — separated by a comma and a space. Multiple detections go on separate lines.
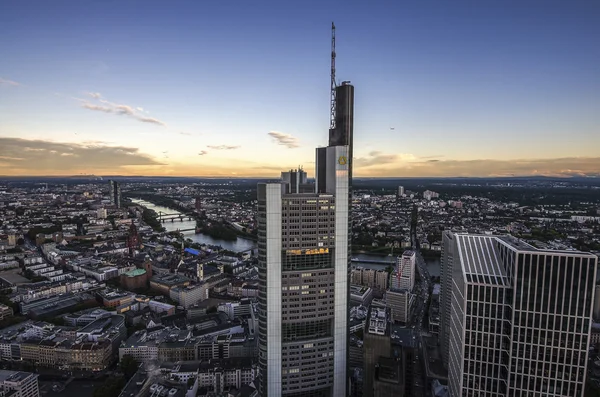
338, 156, 347, 165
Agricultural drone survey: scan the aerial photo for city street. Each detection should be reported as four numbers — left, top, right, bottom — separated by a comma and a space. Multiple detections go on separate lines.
410, 249, 432, 396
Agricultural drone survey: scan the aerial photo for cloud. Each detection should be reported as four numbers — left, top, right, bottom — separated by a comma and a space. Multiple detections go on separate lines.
115, 104, 135, 115
178, 131, 192, 136
0, 137, 163, 175
79, 96, 167, 127
198, 151, 208, 156
354, 151, 416, 167
0, 78, 20, 86
83, 103, 113, 113
136, 107, 144, 112
268, 131, 300, 148
207, 145, 240, 150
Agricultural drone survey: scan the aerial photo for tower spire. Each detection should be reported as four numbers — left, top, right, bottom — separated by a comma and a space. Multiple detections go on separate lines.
329, 22, 336, 131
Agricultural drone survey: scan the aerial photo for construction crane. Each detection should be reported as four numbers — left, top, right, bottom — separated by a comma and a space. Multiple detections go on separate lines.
329, 22, 337, 131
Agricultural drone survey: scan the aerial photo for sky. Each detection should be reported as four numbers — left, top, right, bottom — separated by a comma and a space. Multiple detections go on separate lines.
1, 0, 599, 178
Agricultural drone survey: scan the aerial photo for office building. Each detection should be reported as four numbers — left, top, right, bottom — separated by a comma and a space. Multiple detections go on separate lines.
109, 180, 122, 208
444, 233, 597, 396
0, 304, 13, 321
257, 24, 354, 397
391, 251, 415, 291
397, 186, 404, 197
386, 289, 412, 324
0, 371, 39, 397
257, 143, 351, 396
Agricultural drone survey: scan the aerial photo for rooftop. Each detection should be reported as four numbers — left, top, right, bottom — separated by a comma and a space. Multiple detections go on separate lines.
455, 234, 509, 286
367, 307, 388, 336
0, 370, 36, 383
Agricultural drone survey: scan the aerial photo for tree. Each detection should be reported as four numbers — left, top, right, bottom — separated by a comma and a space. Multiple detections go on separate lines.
16, 238, 25, 246
93, 377, 126, 397
223, 264, 233, 275
119, 355, 139, 380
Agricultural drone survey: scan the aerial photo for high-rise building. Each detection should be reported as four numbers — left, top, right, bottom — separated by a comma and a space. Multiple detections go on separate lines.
391, 250, 415, 291
109, 180, 122, 208
397, 186, 404, 197
256, 135, 352, 396
443, 233, 597, 396
257, 92, 353, 397
257, 24, 354, 397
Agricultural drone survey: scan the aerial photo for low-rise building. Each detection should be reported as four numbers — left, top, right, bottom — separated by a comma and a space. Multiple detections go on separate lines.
169, 284, 207, 308
0, 304, 13, 321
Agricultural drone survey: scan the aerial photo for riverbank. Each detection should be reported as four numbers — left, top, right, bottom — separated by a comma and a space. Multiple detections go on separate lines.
129, 198, 257, 252
128, 194, 256, 243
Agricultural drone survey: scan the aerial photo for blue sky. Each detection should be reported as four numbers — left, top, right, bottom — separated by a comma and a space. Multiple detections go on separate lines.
1, 0, 599, 177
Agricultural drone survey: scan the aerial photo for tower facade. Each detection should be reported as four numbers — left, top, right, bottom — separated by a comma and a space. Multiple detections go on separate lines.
257, 143, 351, 397
257, 24, 353, 397
445, 233, 597, 396
109, 180, 122, 208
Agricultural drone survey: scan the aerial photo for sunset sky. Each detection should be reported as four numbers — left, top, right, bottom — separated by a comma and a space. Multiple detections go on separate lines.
1, 1, 599, 178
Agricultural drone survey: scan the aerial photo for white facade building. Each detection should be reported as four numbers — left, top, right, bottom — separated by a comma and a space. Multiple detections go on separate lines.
391, 250, 415, 291
257, 145, 350, 396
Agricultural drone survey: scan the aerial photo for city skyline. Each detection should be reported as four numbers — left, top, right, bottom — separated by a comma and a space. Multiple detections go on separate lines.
1, 1, 599, 178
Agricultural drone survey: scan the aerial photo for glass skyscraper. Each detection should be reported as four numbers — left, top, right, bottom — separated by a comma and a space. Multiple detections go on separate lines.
257, 82, 354, 397
442, 233, 597, 396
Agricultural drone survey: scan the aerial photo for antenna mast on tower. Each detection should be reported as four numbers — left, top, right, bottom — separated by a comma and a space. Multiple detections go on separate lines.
329, 22, 337, 131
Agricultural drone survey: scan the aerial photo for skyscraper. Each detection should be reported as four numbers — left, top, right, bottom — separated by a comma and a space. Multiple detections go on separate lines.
256, 114, 353, 396
257, 23, 353, 397
109, 180, 122, 208
443, 233, 597, 396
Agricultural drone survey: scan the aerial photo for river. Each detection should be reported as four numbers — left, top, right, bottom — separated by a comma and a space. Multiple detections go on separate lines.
130, 199, 257, 252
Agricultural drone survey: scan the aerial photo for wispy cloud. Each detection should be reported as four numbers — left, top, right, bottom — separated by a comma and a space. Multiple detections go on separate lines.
0, 137, 163, 175
83, 103, 112, 113
207, 145, 240, 150
198, 150, 208, 156
354, 151, 416, 167
0, 78, 20, 86
79, 95, 166, 127
268, 131, 300, 148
